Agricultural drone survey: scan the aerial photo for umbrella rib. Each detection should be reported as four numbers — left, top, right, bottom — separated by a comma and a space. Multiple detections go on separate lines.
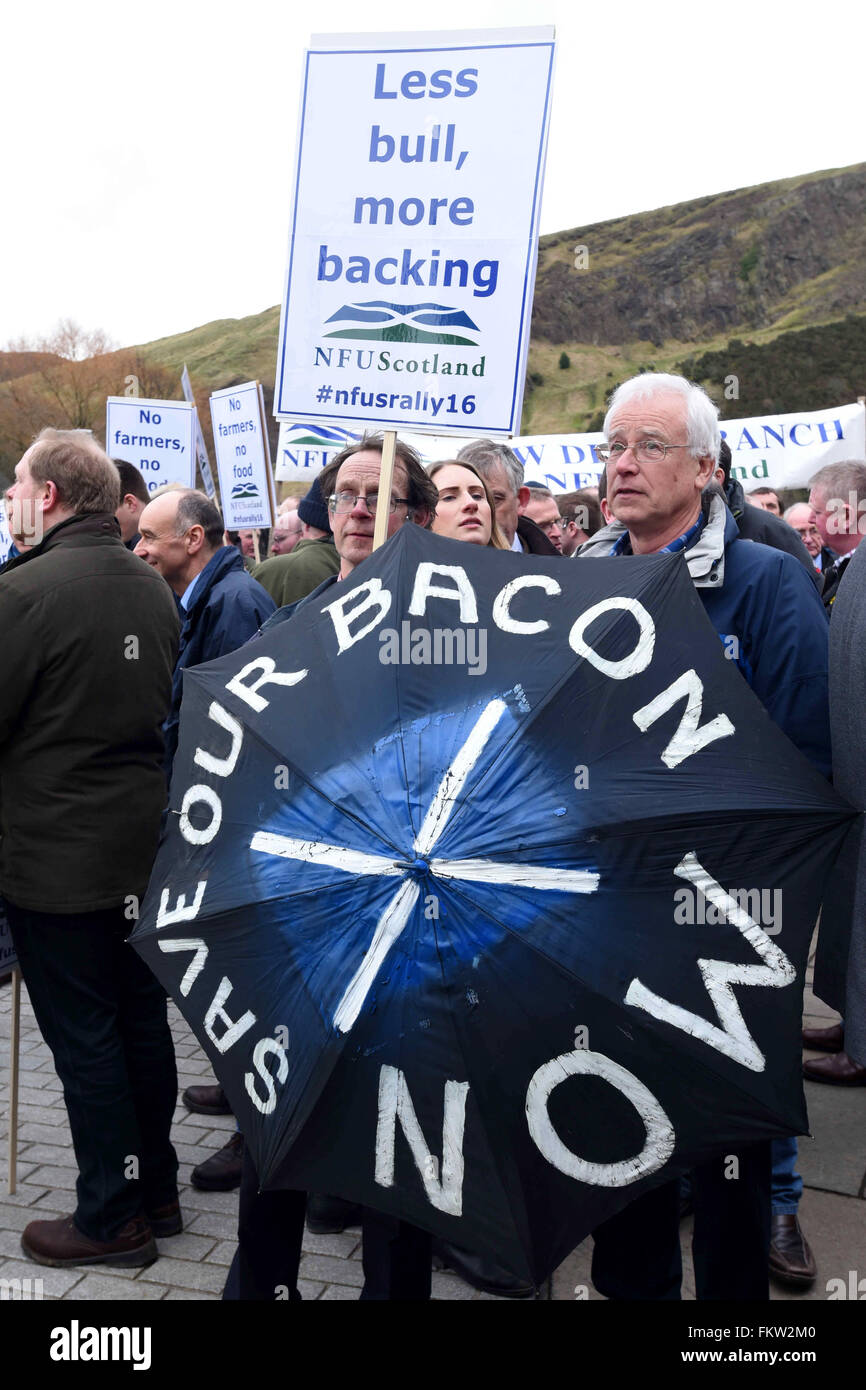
414, 699, 507, 857
333, 878, 422, 1034
250, 832, 400, 878
430, 859, 599, 893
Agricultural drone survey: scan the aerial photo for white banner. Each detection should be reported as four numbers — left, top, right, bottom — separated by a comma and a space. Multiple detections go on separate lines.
181, 365, 217, 500
274, 27, 555, 437
505, 403, 866, 494
275, 402, 866, 495
106, 397, 196, 493
210, 381, 276, 530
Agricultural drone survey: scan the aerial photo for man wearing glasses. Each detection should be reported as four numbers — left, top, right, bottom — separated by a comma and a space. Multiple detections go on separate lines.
223, 434, 439, 1301
521, 484, 566, 553
578, 372, 831, 1301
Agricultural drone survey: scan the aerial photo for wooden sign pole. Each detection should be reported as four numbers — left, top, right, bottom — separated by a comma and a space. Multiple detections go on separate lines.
372, 431, 397, 553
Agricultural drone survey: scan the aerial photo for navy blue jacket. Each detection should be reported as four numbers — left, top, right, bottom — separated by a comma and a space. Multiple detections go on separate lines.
165, 546, 276, 773
580, 499, 832, 778
696, 508, 831, 776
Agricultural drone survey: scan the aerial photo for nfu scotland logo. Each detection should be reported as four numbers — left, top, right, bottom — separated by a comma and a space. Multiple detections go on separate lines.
230, 481, 261, 502
324, 301, 479, 346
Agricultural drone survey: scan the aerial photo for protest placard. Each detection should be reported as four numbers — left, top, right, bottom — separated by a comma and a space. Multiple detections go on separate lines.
275, 27, 555, 437
210, 381, 276, 530
105, 397, 196, 492
181, 365, 217, 500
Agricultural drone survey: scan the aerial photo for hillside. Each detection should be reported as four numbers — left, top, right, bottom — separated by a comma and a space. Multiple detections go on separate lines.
134, 159, 866, 437
2, 160, 864, 484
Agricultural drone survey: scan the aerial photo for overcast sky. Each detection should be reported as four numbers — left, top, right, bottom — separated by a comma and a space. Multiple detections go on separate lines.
3, 0, 863, 350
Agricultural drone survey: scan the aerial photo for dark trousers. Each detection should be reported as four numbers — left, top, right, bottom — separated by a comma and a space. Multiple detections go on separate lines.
223, 1146, 432, 1301
6, 901, 179, 1241
591, 1142, 771, 1301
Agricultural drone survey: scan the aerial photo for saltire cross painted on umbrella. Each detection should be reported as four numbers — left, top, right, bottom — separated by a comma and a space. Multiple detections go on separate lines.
132, 524, 854, 1285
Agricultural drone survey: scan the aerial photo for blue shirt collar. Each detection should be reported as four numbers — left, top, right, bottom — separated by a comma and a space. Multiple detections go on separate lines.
609, 511, 705, 557
179, 572, 202, 611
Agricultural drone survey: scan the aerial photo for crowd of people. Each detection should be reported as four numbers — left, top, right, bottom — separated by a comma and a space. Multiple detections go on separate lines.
0, 370, 863, 1300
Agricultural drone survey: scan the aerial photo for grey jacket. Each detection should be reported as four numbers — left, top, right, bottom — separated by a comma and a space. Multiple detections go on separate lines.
815, 542, 866, 1064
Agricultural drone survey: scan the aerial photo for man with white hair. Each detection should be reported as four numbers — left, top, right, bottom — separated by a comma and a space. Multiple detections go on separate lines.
579, 372, 832, 1300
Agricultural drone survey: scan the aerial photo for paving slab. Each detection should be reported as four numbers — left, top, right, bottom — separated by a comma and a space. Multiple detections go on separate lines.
297, 1278, 325, 1299
165, 1288, 219, 1300
153, 1231, 217, 1262
0, 1257, 83, 1297
299, 1253, 365, 1287
63, 1273, 167, 1301
800, 1073, 866, 1197
301, 1230, 359, 1259
136, 1257, 227, 1293
185, 1211, 238, 1240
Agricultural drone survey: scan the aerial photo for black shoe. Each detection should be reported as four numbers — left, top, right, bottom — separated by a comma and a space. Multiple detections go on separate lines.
183, 1084, 232, 1116
306, 1193, 363, 1234
191, 1132, 244, 1191
432, 1238, 536, 1298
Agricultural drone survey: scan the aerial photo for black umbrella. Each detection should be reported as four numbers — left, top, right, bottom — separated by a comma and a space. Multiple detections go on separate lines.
131, 524, 853, 1285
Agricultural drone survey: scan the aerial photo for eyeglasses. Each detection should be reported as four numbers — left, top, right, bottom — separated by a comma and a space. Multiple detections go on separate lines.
328, 492, 410, 516
596, 440, 690, 464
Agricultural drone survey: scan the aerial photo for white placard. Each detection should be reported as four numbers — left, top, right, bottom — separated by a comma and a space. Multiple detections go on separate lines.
106, 397, 196, 493
275, 27, 556, 437
210, 381, 276, 529
181, 366, 217, 500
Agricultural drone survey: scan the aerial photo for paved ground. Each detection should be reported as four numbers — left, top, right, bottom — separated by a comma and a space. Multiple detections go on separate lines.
1, 943, 863, 1302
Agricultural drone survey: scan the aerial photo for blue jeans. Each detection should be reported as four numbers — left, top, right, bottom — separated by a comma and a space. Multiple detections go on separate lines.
771, 1135, 802, 1215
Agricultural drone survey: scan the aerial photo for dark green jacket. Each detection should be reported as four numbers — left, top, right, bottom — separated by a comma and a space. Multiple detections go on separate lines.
0, 512, 180, 913
253, 536, 340, 608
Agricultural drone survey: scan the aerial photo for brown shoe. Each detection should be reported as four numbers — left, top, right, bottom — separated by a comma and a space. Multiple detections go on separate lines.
21, 1215, 157, 1269
803, 1051, 866, 1085
768, 1215, 816, 1289
802, 1022, 844, 1053
191, 1131, 244, 1191
146, 1199, 183, 1237
183, 1084, 232, 1116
